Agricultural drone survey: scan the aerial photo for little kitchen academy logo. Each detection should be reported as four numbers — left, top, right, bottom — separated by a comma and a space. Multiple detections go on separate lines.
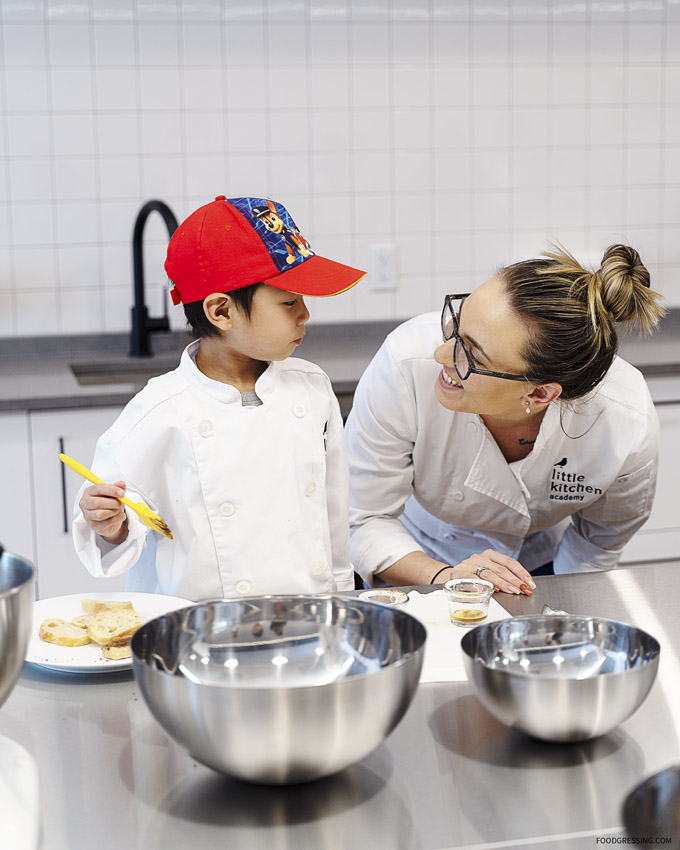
550, 458, 603, 502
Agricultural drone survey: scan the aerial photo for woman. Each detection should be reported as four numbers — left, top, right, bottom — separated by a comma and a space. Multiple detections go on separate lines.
345, 244, 666, 594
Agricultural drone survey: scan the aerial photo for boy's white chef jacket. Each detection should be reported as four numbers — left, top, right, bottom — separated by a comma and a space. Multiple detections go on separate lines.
346, 313, 660, 583
72, 342, 354, 600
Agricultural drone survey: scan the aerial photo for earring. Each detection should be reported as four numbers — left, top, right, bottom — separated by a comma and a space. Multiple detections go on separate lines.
525, 402, 531, 415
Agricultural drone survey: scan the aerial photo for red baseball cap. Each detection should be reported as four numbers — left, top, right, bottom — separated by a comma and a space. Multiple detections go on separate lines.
165, 195, 366, 305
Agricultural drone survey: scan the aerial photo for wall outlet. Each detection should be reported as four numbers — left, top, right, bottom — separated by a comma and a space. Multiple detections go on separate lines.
368, 243, 397, 292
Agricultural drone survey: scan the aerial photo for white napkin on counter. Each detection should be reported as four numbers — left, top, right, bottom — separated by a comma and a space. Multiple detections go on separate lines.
403, 590, 511, 683
0, 735, 40, 850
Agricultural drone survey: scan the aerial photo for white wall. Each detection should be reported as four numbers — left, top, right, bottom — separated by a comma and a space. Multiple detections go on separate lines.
1, 0, 679, 338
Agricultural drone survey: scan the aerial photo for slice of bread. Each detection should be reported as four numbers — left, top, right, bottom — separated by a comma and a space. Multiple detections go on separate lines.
80, 599, 134, 615
39, 618, 91, 647
87, 608, 142, 646
101, 643, 131, 660
71, 614, 94, 629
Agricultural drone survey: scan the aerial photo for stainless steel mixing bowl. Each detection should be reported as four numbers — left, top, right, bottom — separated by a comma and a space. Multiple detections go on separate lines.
0, 547, 35, 709
132, 595, 426, 783
461, 615, 660, 742
622, 765, 680, 840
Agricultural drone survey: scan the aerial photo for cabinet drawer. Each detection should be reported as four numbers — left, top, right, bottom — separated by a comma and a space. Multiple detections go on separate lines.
29, 407, 127, 599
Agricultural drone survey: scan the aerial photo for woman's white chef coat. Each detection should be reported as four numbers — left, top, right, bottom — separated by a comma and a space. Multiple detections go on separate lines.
345, 313, 660, 583
72, 342, 354, 600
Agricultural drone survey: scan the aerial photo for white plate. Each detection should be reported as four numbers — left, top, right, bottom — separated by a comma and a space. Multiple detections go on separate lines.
26, 591, 194, 673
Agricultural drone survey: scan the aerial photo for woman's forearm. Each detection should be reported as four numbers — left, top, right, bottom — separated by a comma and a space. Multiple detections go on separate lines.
375, 548, 534, 595
375, 551, 452, 587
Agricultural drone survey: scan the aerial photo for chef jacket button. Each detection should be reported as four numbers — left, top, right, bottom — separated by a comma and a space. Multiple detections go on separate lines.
198, 419, 214, 436
304, 482, 316, 497
452, 491, 464, 501
292, 404, 306, 418
444, 533, 454, 540
220, 501, 235, 517
467, 422, 477, 432
311, 564, 324, 575
236, 580, 251, 594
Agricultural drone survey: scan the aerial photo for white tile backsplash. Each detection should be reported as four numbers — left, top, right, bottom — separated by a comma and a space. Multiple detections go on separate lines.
50, 68, 95, 112
92, 0, 135, 22
312, 109, 350, 151
9, 159, 53, 202
52, 114, 96, 157
4, 69, 49, 112
308, 23, 349, 65
48, 22, 92, 66
139, 68, 182, 112
10, 203, 55, 247
2, 23, 47, 67
1, 0, 679, 340
12, 246, 57, 291
0, 207, 10, 249
184, 111, 226, 154
0, 293, 14, 334
55, 201, 100, 245
15, 289, 58, 336
6, 114, 51, 157
181, 23, 223, 66
350, 22, 389, 64
93, 22, 137, 65
140, 112, 183, 155
96, 113, 140, 156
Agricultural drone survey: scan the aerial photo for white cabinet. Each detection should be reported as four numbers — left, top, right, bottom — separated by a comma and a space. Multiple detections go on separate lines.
29, 406, 127, 599
620, 403, 680, 564
0, 412, 35, 565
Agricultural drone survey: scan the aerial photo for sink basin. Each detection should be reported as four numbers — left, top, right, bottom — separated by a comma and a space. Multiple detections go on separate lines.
71, 362, 176, 386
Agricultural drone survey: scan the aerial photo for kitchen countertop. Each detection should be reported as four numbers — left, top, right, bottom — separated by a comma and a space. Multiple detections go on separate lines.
0, 321, 400, 412
2, 560, 680, 850
1, 310, 679, 412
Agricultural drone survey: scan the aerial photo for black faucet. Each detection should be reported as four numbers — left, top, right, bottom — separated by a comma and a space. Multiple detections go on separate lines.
130, 199, 179, 357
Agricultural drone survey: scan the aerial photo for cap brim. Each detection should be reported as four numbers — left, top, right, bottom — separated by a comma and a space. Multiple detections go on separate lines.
262, 254, 366, 297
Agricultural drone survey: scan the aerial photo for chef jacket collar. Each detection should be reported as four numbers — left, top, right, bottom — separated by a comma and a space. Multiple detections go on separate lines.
465, 427, 532, 521
179, 340, 278, 404
463, 402, 565, 522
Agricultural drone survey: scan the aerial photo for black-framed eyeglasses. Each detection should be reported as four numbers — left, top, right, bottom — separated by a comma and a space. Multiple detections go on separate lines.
441, 293, 530, 383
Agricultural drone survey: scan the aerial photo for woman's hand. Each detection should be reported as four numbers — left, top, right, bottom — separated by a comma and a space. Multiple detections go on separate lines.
375, 549, 535, 595
449, 549, 535, 595
79, 482, 129, 545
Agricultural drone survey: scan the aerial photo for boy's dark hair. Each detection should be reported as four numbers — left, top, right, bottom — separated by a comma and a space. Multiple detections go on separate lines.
183, 282, 263, 338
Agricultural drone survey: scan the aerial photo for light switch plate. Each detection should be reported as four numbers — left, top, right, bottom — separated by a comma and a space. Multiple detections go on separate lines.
368, 243, 397, 292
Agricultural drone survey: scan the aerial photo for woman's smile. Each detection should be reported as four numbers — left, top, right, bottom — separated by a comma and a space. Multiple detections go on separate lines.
438, 368, 462, 391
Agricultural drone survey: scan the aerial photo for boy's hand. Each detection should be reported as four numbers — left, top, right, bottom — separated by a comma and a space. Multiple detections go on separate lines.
79, 482, 129, 545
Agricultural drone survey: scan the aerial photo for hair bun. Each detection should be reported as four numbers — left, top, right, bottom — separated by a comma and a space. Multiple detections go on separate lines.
598, 244, 663, 335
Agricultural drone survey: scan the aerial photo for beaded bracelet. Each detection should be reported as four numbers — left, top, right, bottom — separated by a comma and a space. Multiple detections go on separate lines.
430, 565, 452, 585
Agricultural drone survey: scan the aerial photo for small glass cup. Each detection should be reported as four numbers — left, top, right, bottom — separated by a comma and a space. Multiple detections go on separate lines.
444, 577, 495, 627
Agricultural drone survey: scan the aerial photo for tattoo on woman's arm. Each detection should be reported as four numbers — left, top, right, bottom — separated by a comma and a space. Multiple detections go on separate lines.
518, 438, 535, 446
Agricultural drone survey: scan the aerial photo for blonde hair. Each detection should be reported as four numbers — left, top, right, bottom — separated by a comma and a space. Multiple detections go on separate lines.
500, 244, 666, 400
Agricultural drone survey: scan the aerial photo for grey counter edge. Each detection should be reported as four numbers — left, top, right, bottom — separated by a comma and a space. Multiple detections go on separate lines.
1, 312, 679, 412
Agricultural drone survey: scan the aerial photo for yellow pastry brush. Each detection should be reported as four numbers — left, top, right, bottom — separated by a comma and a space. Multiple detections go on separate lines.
59, 452, 174, 540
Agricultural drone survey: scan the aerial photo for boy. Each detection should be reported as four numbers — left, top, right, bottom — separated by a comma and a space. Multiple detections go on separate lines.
73, 196, 365, 600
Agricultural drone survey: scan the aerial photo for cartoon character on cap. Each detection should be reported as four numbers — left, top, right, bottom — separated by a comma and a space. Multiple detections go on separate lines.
251, 200, 312, 265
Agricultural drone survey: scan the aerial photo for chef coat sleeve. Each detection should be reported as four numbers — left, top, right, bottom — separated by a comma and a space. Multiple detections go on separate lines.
70, 440, 152, 579
324, 393, 355, 592
345, 336, 424, 584
553, 409, 659, 574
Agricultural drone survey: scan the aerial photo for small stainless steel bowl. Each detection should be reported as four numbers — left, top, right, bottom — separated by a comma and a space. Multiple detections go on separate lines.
0, 549, 35, 709
358, 589, 409, 607
132, 595, 426, 783
461, 615, 660, 742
